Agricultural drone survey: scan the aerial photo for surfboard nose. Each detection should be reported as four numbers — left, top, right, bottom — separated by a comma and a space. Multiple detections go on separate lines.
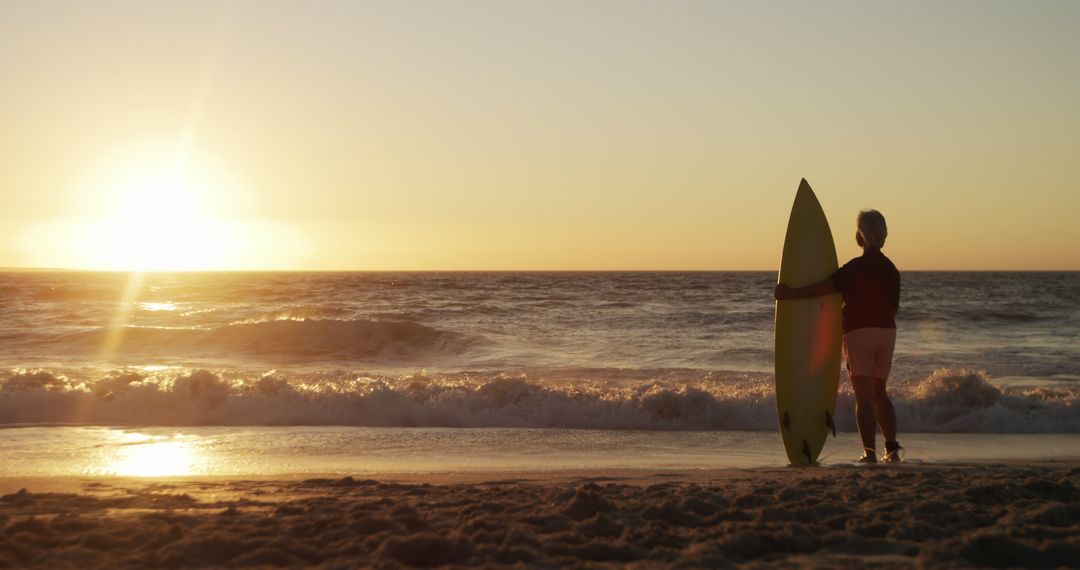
796, 178, 815, 202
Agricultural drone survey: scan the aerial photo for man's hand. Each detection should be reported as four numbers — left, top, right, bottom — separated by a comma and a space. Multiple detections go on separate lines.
774, 279, 837, 301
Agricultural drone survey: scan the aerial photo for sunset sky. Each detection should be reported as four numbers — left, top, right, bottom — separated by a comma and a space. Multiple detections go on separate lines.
2, 1, 1078, 270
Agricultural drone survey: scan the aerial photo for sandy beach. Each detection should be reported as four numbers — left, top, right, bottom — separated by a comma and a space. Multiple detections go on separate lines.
2, 462, 1077, 568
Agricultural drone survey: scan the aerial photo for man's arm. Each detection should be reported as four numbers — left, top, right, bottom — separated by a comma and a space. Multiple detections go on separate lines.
774, 279, 838, 301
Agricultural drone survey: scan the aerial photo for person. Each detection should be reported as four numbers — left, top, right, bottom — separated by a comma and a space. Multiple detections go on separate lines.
774, 209, 901, 463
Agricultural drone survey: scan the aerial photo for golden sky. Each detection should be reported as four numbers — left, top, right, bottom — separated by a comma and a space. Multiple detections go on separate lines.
2, 1, 1078, 270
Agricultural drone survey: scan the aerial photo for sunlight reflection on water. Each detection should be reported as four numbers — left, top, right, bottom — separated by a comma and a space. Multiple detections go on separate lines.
99, 432, 200, 477
138, 302, 178, 312
2, 427, 1078, 480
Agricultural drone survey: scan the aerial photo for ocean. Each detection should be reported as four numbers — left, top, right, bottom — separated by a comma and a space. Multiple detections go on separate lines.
2, 271, 1078, 476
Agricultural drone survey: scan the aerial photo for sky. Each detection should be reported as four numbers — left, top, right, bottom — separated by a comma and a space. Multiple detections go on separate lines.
1, 0, 1078, 270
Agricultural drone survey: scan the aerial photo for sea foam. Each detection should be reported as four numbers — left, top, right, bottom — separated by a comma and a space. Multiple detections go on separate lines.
1, 367, 1076, 433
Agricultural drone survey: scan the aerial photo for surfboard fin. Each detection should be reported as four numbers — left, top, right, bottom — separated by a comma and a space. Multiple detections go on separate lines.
802, 439, 812, 465
825, 411, 836, 437
782, 412, 790, 431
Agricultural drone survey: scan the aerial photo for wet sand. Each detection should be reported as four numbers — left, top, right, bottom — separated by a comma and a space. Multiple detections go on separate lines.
1, 462, 1078, 568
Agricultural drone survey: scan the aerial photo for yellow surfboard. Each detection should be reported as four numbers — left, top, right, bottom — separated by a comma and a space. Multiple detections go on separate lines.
775, 179, 842, 465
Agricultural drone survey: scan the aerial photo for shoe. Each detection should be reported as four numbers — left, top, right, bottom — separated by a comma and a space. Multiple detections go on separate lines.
883, 442, 903, 463
856, 450, 877, 464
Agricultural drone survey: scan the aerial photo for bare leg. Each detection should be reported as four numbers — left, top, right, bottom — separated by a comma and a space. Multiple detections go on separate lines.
851, 375, 877, 453
872, 378, 897, 444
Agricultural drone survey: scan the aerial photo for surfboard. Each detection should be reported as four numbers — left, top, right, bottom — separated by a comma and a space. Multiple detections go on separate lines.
774, 179, 842, 465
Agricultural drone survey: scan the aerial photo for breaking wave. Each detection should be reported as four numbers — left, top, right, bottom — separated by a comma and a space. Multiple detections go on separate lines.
0, 367, 1076, 433
52, 318, 476, 363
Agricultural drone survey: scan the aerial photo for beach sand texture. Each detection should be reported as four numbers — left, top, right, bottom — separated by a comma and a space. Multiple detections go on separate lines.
1, 463, 1077, 568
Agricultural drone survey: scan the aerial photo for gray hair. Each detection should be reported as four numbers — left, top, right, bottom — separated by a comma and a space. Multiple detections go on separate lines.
856, 209, 888, 249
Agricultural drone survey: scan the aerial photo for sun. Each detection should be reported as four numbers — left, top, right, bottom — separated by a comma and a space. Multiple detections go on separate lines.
75, 145, 243, 271
103, 167, 219, 270
26, 142, 307, 271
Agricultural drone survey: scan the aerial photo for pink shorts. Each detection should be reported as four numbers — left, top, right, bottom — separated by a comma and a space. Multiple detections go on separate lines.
843, 327, 897, 380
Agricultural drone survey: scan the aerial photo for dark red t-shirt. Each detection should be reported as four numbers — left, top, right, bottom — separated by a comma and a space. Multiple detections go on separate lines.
829, 249, 900, 333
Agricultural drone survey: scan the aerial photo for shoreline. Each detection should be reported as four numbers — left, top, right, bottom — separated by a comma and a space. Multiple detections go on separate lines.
3, 462, 1077, 567
4, 458, 1080, 495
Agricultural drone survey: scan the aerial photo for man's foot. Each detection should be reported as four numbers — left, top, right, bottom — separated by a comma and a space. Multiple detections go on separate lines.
856, 450, 877, 463
883, 441, 903, 463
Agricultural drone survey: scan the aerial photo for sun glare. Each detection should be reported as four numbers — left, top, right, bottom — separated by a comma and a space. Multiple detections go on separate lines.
99, 163, 232, 270
66, 145, 247, 271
